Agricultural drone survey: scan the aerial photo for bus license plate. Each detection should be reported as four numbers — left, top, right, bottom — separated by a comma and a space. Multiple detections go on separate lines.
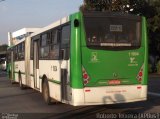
108, 80, 121, 85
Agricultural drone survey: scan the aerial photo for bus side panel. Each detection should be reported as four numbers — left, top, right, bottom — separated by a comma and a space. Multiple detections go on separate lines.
84, 85, 147, 105
14, 61, 25, 83
39, 60, 61, 101
70, 12, 85, 104
142, 17, 148, 85
48, 82, 61, 101
70, 88, 85, 106
70, 13, 83, 89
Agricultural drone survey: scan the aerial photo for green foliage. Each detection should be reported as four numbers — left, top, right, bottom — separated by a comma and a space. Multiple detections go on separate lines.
80, 0, 160, 55
80, 0, 123, 12
80, 0, 156, 15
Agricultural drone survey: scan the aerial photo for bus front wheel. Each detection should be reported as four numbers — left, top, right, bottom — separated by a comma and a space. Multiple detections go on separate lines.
42, 80, 51, 105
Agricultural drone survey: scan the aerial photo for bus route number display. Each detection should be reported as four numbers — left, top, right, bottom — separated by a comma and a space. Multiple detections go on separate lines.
110, 25, 123, 32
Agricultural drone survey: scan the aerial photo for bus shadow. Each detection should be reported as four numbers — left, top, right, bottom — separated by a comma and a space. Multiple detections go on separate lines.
103, 94, 125, 104
16, 93, 159, 119
102, 93, 159, 113
41, 94, 158, 119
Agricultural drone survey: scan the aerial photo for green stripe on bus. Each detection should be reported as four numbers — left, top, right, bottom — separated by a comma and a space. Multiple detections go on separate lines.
14, 71, 19, 74
48, 79, 61, 85
14, 71, 25, 75
39, 76, 60, 84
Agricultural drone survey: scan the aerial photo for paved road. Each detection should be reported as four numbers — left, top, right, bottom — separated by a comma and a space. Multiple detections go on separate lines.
0, 71, 160, 119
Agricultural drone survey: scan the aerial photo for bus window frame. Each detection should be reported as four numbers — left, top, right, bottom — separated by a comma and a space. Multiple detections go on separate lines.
14, 41, 25, 61
59, 22, 71, 60
31, 22, 71, 61
83, 13, 142, 51
39, 28, 60, 60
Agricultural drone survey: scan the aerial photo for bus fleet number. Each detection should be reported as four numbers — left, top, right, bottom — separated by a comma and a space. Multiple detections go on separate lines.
51, 66, 57, 71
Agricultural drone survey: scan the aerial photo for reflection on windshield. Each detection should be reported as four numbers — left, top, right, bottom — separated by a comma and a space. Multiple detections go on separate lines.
84, 16, 141, 47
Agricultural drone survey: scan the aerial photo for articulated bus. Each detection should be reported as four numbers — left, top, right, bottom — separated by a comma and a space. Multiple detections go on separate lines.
7, 11, 148, 106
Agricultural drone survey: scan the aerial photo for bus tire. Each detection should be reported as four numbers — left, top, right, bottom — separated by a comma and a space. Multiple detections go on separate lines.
42, 79, 51, 105
19, 72, 24, 90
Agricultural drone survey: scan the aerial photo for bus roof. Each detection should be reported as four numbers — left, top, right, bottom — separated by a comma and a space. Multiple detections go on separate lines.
12, 28, 40, 38
8, 13, 75, 47
30, 16, 70, 38
7, 37, 26, 48
12, 37, 26, 47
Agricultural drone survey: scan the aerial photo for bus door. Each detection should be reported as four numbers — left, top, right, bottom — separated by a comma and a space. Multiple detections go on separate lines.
10, 50, 14, 81
60, 24, 70, 102
61, 56, 69, 102
33, 40, 40, 89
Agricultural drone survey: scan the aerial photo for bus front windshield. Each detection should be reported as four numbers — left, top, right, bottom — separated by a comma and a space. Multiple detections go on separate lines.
84, 16, 141, 49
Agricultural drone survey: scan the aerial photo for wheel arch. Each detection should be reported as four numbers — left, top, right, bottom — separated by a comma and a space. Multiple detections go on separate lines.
41, 74, 49, 92
41, 74, 52, 104
42, 74, 47, 84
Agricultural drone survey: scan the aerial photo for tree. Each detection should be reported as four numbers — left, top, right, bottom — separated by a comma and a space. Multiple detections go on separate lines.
80, 0, 160, 55
145, 0, 160, 55
80, 0, 134, 12
80, 0, 156, 14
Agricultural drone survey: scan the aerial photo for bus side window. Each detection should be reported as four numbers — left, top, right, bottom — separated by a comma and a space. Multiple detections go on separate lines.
21, 42, 25, 60
17, 42, 25, 60
40, 33, 49, 59
14, 46, 18, 61
60, 24, 70, 60
49, 30, 59, 60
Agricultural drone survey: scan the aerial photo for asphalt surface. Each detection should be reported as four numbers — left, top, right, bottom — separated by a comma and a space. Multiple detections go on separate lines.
0, 71, 160, 119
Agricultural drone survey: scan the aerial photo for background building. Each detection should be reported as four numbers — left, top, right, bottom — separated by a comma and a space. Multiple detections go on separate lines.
8, 28, 40, 46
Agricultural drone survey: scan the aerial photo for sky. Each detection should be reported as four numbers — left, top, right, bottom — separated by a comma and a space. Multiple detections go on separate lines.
0, 0, 83, 45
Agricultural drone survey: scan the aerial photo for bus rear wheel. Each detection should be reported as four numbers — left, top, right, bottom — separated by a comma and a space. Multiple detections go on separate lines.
42, 80, 51, 105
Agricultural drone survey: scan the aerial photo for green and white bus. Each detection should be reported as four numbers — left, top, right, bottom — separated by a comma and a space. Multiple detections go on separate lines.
7, 11, 148, 106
